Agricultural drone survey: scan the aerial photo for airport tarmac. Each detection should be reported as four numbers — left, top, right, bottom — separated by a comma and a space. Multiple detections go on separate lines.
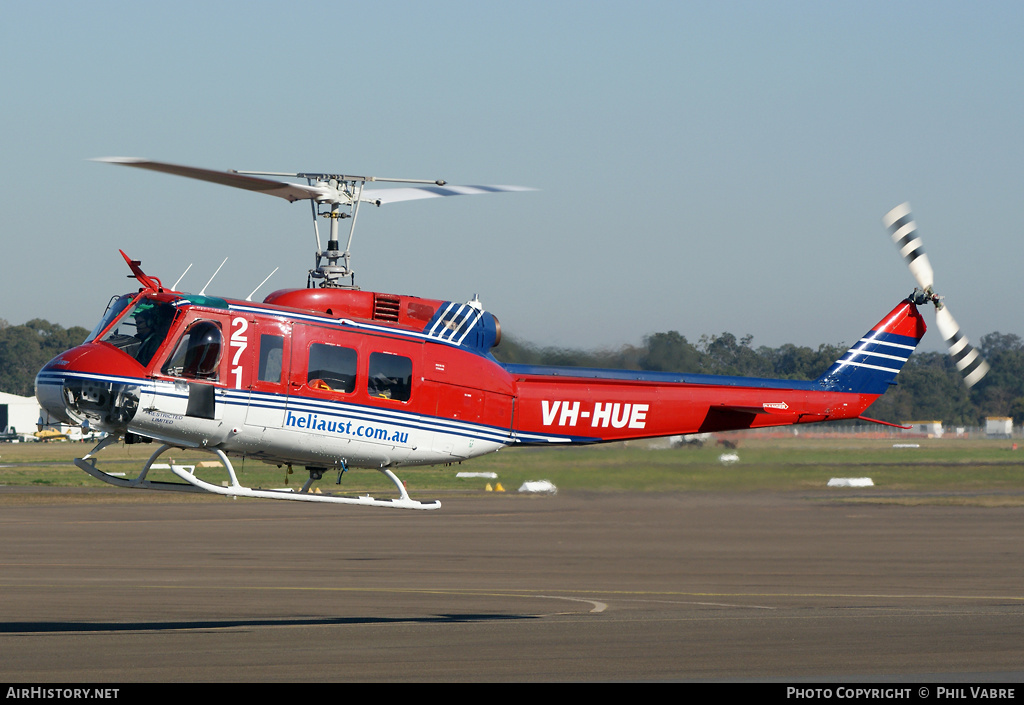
1, 487, 1023, 682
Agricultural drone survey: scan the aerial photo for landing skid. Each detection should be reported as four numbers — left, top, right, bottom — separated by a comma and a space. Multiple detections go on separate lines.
74, 437, 441, 510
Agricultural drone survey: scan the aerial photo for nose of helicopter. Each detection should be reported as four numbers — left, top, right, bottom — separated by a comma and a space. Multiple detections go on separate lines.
35, 369, 75, 426
35, 345, 142, 433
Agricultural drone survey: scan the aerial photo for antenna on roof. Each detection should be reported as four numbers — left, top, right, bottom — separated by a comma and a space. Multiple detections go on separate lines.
199, 258, 228, 296
246, 267, 279, 302
172, 263, 193, 291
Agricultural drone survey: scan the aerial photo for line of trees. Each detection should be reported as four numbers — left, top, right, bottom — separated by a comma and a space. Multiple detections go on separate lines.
0, 320, 91, 397
1, 318, 1021, 426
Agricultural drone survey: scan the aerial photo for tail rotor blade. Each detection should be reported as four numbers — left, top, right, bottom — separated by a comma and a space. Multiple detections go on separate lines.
883, 202, 934, 292
934, 306, 990, 387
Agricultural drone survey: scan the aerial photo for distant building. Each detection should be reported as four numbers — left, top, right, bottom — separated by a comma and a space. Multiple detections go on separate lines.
903, 420, 943, 438
985, 417, 1013, 439
0, 390, 86, 441
0, 391, 42, 440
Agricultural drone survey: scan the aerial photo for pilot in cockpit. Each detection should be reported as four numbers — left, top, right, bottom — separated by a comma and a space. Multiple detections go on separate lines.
134, 305, 174, 367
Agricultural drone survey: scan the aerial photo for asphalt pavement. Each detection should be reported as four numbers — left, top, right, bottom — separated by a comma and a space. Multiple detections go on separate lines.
1, 488, 1022, 682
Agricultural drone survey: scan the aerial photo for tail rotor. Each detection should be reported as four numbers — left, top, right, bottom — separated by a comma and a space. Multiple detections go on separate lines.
883, 202, 990, 388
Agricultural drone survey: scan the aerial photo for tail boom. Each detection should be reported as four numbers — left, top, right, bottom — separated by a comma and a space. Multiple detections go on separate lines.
505, 301, 924, 444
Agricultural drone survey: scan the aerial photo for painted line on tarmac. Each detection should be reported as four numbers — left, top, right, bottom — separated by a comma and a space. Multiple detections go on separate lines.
0, 583, 608, 616
534, 595, 607, 613
512, 588, 1024, 603
620, 597, 775, 610
6, 583, 1024, 606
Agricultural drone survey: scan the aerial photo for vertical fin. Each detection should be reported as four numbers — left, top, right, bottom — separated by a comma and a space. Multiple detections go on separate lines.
816, 301, 926, 394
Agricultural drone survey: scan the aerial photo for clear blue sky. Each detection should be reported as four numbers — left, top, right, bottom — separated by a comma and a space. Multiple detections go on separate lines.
1, 1, 1021, 354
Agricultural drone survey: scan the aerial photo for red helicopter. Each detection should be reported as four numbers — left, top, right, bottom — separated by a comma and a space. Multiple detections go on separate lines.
35, 159, 989, 509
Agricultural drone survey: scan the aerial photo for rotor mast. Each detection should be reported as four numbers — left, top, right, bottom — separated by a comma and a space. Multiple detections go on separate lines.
232, 170, 446, 289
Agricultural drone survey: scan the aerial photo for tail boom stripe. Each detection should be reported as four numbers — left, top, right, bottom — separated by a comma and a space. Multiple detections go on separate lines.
858, 336, 916, 351
835, 360, 904, 374
843, 349, 910, 363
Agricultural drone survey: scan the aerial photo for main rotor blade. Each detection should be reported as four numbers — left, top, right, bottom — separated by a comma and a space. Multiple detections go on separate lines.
934, 306, 990, 388
94, 157, 337, 203
883, 202, 935, 292
363, 184, 536, 206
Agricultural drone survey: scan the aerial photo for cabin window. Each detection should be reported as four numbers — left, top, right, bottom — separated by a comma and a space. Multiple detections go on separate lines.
98, 298, 177, 367
307, 343, 357, 393
86, 294, 134, 343
368, 352, 412, 401
162, 321, 223, 381
258, 334, 285, 384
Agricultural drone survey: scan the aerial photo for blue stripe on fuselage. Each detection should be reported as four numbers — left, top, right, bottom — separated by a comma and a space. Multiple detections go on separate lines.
499, 363, 823, 391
